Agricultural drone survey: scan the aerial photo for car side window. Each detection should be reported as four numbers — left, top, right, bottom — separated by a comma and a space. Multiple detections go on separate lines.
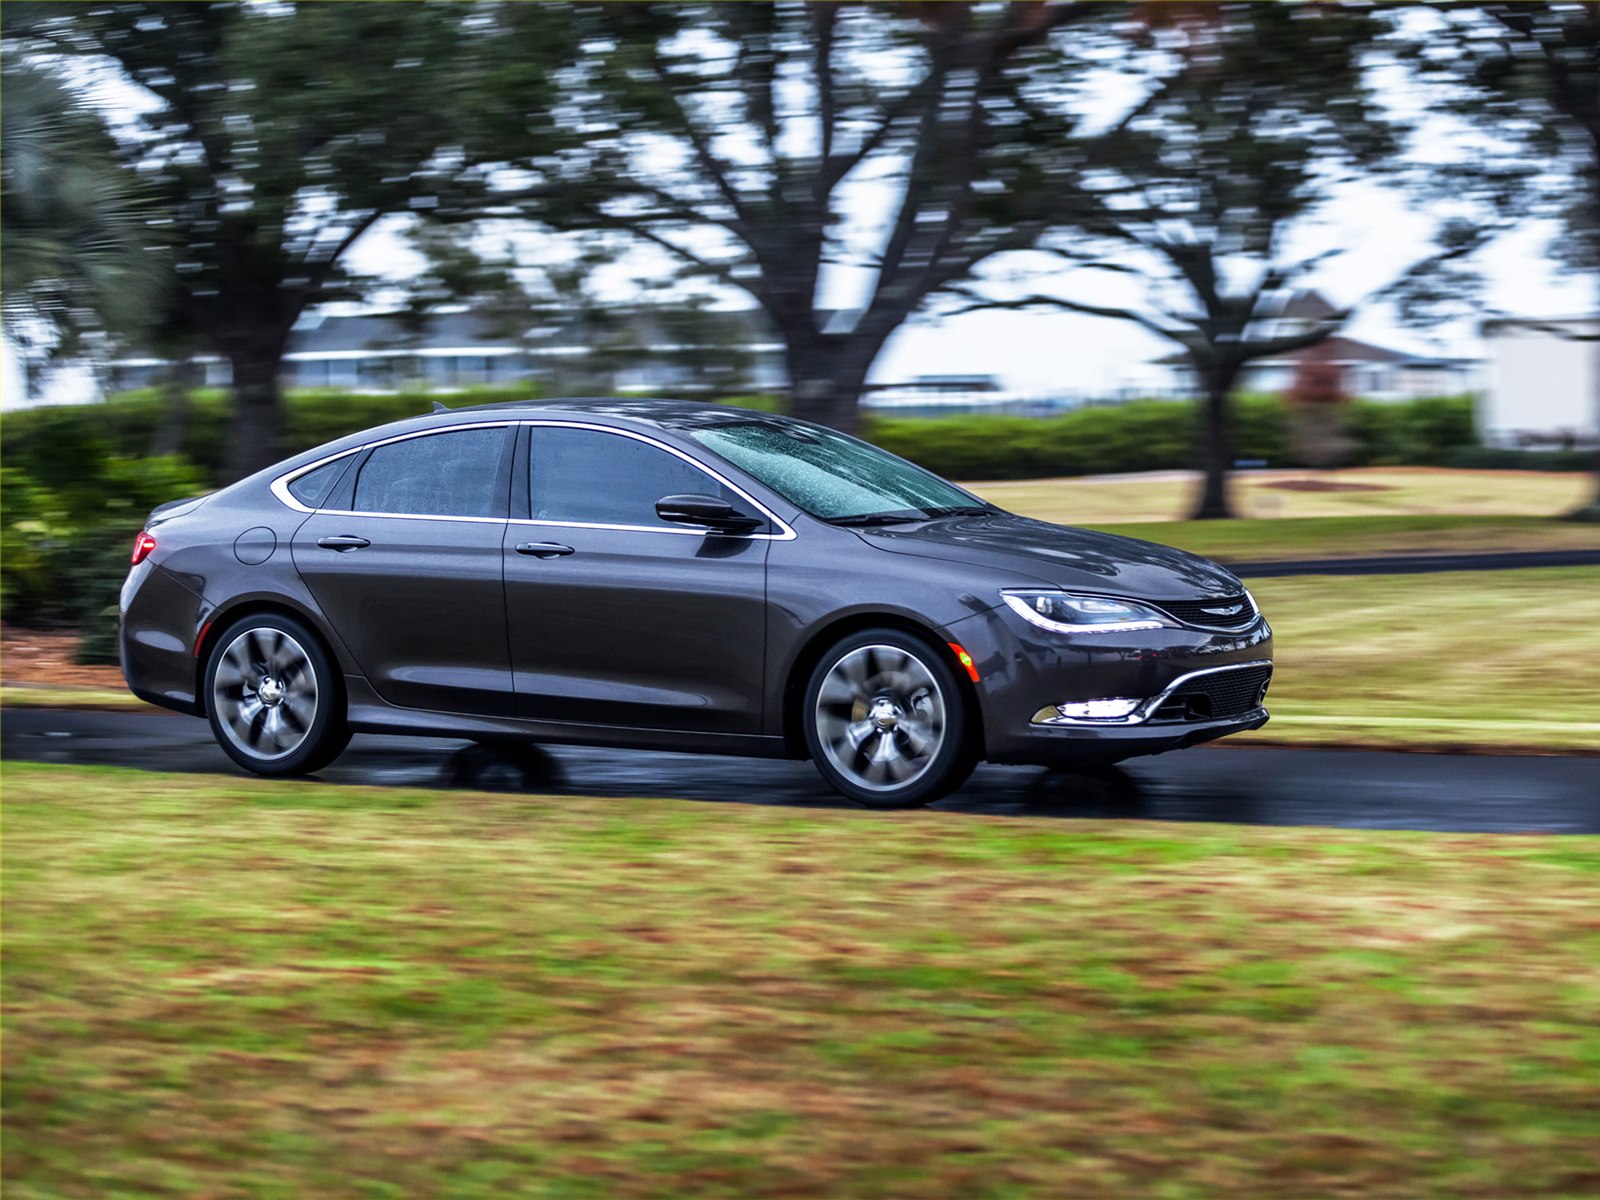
286, 457, 352, 508
353, 428, 510, 519
529, 426, 734, 527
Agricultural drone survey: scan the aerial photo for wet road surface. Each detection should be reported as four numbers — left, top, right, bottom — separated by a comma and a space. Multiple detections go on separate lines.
4, 707, 1595, 833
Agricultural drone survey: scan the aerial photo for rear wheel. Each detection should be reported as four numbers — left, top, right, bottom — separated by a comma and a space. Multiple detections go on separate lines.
803, 629, 975, 809
204, 613, 349, 776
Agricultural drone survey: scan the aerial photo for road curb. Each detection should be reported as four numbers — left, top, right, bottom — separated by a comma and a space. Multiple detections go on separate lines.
1226, 549, 1600, 577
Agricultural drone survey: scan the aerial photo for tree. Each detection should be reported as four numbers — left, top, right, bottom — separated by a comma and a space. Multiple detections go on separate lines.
1411, 2, 1600, 519
0, 60, 165, 380
492, 1, 1134, 433
5, 2, 573, 479
948, 3, 1406, 519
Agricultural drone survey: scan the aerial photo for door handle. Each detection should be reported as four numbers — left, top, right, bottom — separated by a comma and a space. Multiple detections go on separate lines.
515, 541, 575, 559
316, 535, 371, 551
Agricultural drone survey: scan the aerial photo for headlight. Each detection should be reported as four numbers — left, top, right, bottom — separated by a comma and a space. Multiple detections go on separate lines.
1000, 589, 1177, 634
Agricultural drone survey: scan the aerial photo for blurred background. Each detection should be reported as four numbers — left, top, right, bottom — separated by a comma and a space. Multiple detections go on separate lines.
3, 5, 1599, 1197
2, 0, 1597, 714
4, 0, 1598, 728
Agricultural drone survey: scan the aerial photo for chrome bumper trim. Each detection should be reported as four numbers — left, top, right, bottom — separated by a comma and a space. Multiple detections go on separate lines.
1030, 659, 1273, 728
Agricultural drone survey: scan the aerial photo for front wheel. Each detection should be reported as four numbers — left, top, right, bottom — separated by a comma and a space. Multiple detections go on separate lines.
802, 629, 975, 809
204, 613, 349, 776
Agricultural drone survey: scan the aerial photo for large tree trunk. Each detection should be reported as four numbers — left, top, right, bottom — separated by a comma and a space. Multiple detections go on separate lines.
782, 332, 883, 435
1579, 326, 1600, 522
150, 354, 201, 459
224, 341, 289, 483
1189, 361, 1242, 521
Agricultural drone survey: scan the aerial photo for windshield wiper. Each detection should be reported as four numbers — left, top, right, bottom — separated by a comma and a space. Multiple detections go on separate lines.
827, 511, 929, 527
919, 505, 992, 518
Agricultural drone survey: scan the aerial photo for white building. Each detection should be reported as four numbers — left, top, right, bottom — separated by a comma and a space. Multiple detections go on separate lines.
1480, 316, 1599, 448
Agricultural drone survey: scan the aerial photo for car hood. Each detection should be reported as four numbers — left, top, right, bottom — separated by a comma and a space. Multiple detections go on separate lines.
856, 511, 1243, 600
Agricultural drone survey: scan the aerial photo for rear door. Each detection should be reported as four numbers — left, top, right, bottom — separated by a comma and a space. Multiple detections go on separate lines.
291, 424, 517, 716
503, 423, 771, 734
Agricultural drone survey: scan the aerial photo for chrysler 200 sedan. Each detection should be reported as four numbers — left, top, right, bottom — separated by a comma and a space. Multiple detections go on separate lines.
121, 399, 1272, 808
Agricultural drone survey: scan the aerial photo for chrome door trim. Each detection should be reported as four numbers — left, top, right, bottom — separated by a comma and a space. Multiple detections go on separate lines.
270, 418, 796, 540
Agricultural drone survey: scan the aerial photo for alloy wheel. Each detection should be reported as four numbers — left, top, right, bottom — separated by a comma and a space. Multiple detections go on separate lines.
814, 643, 947, 793
210, 626, 320, 762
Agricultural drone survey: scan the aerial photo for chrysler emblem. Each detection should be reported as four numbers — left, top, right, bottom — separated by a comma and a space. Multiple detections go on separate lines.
1202, 603, 1244, 616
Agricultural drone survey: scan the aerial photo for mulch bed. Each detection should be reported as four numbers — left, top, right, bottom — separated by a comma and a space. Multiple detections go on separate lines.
1, 627, 126, 689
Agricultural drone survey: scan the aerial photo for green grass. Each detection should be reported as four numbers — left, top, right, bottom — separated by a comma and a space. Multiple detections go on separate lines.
4, 763, 1598, 1199
1244, 567, 1600, 751
1078, 514, 1600, 565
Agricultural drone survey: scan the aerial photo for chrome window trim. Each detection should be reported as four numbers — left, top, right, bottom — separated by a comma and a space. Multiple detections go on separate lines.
269, 421, 516, 518
268, 418, 796, 540
517, 420, 796, 541
1030, 659, 1272, 728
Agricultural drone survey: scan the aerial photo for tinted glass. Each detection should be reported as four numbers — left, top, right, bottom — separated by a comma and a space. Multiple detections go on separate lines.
287, 457, 351, 508
690, 422, 976, 520
530, 427, 733, 526
353, 428, 509, 518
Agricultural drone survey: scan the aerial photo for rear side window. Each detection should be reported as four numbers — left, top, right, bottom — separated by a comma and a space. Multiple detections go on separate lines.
286, 457, 352, 508
353, 428, 510, 518
529, 427, 733, 527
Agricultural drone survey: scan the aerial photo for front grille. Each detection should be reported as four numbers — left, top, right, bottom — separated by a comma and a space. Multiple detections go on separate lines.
1149, 663, 1272, 723
1153, 594, 1258, 630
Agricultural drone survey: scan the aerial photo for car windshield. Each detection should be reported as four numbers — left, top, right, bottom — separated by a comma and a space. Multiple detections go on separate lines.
689, 421, 988, 523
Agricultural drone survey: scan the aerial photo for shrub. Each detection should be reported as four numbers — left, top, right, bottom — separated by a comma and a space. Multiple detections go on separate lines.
867, 396, 1293, 480
0, 467, 70, 623
1, 385, 546, 490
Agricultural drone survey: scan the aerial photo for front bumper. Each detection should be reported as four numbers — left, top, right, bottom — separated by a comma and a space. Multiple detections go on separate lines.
946, 602, 1275, 766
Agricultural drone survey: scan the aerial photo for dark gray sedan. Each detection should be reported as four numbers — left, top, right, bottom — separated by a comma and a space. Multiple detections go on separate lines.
121, 399, 1272, 808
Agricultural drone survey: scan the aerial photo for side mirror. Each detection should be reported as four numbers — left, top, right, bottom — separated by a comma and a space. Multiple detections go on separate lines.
655, 493, 763, 533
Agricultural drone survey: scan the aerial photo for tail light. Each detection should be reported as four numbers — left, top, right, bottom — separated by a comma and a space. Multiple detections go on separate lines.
131, 531, 158, 565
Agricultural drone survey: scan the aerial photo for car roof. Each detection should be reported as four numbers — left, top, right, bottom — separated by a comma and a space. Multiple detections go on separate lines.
445, 396, 788, 432
242, 397, 801, 493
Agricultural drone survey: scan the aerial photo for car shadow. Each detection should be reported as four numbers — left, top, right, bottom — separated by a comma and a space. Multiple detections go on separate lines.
441, 742, 569, 793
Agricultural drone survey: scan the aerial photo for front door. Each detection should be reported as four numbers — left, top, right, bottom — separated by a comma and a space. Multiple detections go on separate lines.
291, 424, 517, 716
503, 424, 770, 733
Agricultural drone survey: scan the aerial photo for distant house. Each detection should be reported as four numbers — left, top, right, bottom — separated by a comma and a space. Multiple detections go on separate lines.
1480, 316, 1599, 448
104, 307, 787, 398
1154, 291, 1480, 400
861, 374, 1030, 417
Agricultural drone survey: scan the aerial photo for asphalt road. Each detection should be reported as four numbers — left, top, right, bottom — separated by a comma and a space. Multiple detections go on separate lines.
4, 706, 1595, 833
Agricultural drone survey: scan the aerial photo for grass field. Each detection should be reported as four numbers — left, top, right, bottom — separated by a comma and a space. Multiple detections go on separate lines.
1244, 567, 1600, 752
970, 466, 1596, 525
4, 763, 1598, 1199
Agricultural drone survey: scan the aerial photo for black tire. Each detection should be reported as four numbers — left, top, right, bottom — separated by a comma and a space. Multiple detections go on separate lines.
801, 627, 976, 809
203, 612, 350, 777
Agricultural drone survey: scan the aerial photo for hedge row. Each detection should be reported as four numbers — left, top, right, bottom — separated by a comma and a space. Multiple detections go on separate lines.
0, 389, 1487, 493
0, 385, 543, 495
866, 394, 1480, 480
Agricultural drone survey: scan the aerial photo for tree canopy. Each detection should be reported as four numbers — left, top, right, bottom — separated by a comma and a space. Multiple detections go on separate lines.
948, 2, 1403, 517
4, 0, 574, 477
486, 1, 1141, 430
0, 59, 165, 373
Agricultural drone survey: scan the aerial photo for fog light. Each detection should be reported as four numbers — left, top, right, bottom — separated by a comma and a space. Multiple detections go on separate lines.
1038, 697, 1143, 723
